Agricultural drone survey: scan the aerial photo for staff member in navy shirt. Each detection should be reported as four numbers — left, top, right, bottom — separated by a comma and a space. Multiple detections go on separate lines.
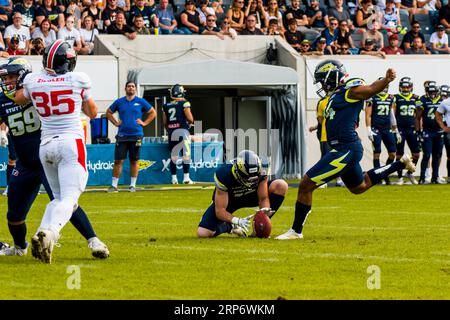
106, 81, 156, 192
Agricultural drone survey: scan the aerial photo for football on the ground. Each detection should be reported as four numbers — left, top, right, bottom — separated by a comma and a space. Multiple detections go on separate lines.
253, 210, 272, 238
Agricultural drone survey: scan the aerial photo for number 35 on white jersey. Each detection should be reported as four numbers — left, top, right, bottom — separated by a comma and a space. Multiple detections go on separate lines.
22, 71, 92, 141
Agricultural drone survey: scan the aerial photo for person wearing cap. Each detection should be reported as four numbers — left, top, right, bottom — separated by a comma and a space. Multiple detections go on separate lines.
360, 38, 387, 58
312, 36, 333, 55
4, 12, 30, 53
6, 34, 27, 55
284, 18, 303, 51
299, 39, 314, 55
429, 24, 449, 54
382, 33, 405, 54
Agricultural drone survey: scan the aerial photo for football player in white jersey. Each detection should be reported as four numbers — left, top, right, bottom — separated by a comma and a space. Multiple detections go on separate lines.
436, 97, 450, 183
15, 39, 98, 263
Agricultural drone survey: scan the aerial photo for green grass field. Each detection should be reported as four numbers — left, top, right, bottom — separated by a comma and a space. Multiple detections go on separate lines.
0, 184, 449, 300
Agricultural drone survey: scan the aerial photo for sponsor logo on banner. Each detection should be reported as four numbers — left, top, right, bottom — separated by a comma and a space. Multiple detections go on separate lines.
0, 162, 6, 172
87, 160, 114, 174
161, 159, 219, 172
138, 159, 156, 171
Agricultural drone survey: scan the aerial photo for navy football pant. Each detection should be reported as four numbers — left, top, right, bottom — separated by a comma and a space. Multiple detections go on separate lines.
420, 131, 444, 181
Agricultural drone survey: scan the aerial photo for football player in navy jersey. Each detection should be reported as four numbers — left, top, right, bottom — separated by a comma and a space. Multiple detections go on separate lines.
197, 150, 288, 238
0, 57, 109, 258
365, 80, 401, 185
394, 77, 421, 185
416, 82, 445, 184
162, 84, 195, 185
276, 59, 416, 240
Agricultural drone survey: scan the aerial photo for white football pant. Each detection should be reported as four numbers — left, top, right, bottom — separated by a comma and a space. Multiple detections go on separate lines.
38, 135, 88, 235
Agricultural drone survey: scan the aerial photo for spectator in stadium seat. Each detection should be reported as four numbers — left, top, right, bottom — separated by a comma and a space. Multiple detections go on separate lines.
200, 13, 224, 38
210, 0, 224, 16
266, 17, 285, 38
0, 0, 12, 14
306, 0, 329, 30
226, 0, 245, 33
381, 33, 405, 53
29, 36, 45, 55
240, 13, 264, 34
36, 0, 65, 33
328, 0, 353, 29
79, 15, 99, 55
6, 34, 27, 55
101, 0, 124, 33
416, 0, 442, 26
0, 8, 8, 34
284, 18, 303, 51
57, 14, 82, 52
133, 14, 150, 34
381, 0, 402, 34
13, 0, 38, 34
284, 0, 319, 39
219, 17, 238, 39
335, 19, 355, 50
356, 0, 380, 29
429, 24, 449, 53
335, 42, 351, 54
65, 0, 82, 29
106, 10, 137, 39
81, 0, 101, 30
245, 0, 268, 33
405, 35, 431, 53
179, 0, 203, 34
129, 0, 158, 31
399, 0, 429, 23
31, 18, 56, 47
4, 12, 30, 53
312, 36, 333, 54
156, 0, 185, 34
360, 38, 387, 57
299, 39, 315, 54
401, 20, 426, 49
438, 1, 450, 31
361, 20, 384, 50
319, 17, 339, 52
266, 0, 285, 33
197, 0, 215, 26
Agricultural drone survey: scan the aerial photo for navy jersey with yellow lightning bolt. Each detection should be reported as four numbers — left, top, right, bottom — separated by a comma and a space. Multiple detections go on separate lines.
394, 93, 420, 129
417, 95, 443, 132
324, 78, 366, 147
162, 99, 191, 134
0, 93, 41, 168
367, 93, 395, 129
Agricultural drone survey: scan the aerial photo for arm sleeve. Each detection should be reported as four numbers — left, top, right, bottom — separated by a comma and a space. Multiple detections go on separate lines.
389, 108, 397, 126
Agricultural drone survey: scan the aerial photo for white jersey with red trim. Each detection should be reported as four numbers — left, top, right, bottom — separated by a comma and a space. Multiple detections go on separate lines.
22, 70, 92, 141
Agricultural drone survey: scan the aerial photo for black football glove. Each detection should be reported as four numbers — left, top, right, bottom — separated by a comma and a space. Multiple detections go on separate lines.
16, 69, 31, 91
417, 130, 424, 143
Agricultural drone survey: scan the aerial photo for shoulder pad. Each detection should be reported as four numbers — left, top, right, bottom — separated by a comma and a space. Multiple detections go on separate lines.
344, 78, 366, 89
70, 72, 92, 89
182, 101, 191, 108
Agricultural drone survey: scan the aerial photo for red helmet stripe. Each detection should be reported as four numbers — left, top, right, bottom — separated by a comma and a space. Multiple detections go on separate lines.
46, 39, 64, 71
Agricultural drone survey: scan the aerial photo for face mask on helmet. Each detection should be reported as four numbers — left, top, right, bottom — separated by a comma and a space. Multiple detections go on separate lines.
399, 77, 413, 95
440, 85, 450, 98
170, 84, 185, 99
426, 85, 439, 99
0, 57, 32, 99
232, 150, 262, 187
314, 60, 347, 98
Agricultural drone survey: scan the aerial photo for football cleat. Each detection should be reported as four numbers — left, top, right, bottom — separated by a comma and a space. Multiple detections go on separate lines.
396, 177, 404, 185
183, 178, 194, 185
129, 186, 136, 192
2, 186, 8, 196
318, 183, 327, 188
107, 186, 118, 193
171, 176, 179, 185
406, 172, 418, 185
0, 242, 28, 256
418, 179, 430, 185
275, 228, 304, 240
447, 177, 450, 184
230, 225, 248, 237
336, 178, 345, 187
37, 229, 58, 264
399, 154, 416, 173
432, 177, 447, 184
88, 237, 110, 259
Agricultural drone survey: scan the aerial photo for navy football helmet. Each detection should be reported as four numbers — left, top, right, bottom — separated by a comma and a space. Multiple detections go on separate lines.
170, 84, 186, 99
0, 57, 32, 99
425, 81, 439, 99
43, 39, 77, 75
399, 77, 413, 95
440, 85, 449, 99
313, 59, 347, 97
232, 150, 262, 187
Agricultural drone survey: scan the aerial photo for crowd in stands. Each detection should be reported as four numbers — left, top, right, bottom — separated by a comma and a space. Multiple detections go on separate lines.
0, 0, 448, 56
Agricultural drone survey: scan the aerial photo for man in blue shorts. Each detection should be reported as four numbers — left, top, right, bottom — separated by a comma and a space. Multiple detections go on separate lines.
197, 150, 288, 238
276, 59, 416, 240
106, 81, 156, 192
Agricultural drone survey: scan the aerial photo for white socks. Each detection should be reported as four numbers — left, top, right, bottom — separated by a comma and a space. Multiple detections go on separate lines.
112, 177, 119, 188
130, 177, 137, 188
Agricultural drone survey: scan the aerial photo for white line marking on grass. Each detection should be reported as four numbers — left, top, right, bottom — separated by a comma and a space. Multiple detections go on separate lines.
151, 244, 450, 264
102, 208, 201, 214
